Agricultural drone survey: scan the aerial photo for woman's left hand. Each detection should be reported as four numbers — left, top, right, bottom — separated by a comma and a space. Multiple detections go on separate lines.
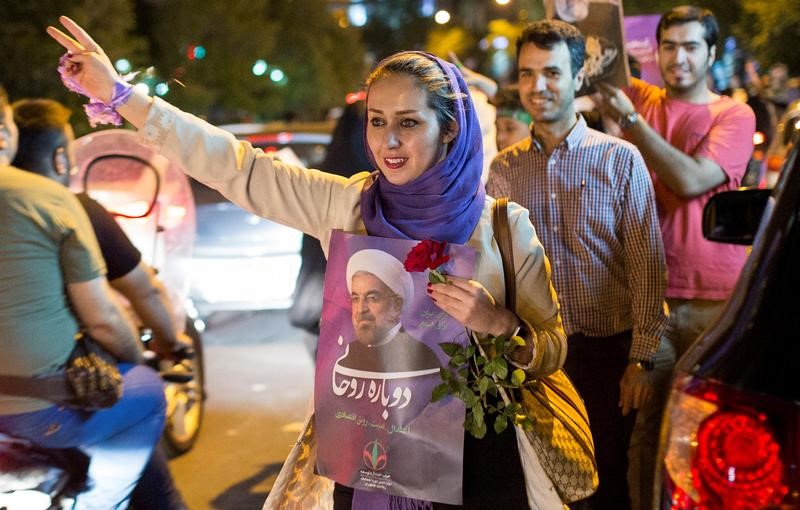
47, 16, 119, 102
429, 276, 518, 337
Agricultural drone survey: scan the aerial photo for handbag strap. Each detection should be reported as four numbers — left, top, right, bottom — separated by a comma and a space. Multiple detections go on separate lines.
0, 373, 72, 402
492, 197, 516, 312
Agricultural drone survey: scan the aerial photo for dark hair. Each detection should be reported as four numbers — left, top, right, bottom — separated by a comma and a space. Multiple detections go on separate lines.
11, 99, 72, 175
516, 20, 586, 77
491, 85, 525, 115
656, 5, 719, 49
366, 52, 459, 130
319, 100, 372, 176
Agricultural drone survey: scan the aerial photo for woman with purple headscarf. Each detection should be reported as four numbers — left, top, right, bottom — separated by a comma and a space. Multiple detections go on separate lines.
48, 16, 567, 509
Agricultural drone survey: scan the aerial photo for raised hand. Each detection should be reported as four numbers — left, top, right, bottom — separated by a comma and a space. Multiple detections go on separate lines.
448, 51, 498, 98
47, 16, 119, 102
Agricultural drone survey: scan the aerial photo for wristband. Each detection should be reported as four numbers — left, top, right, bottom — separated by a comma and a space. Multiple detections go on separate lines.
84, 80, 134, 127
58, 52, 134, 127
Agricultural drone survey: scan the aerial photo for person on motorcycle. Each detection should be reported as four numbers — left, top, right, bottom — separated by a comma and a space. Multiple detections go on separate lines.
0, 85, 168, 509
10, 96, 190, 509
12, 98, 192, 361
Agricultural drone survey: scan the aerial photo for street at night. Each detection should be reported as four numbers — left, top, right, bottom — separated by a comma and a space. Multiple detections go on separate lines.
169, 310, 313, 509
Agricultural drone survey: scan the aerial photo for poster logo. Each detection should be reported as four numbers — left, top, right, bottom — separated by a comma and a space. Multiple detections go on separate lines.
362, 439, 388, 471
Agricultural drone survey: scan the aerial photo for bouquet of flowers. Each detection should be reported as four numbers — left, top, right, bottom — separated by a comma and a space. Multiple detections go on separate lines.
403, 239, 530, 439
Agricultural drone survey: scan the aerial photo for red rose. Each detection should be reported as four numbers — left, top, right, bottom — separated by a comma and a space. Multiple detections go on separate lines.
403, 240, 450, 273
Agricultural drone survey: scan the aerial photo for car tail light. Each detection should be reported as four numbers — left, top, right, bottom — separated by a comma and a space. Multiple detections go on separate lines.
661, 377, 796, 509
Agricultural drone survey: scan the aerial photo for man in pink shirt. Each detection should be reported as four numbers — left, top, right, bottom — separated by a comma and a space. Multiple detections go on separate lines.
595, 6, 755, 509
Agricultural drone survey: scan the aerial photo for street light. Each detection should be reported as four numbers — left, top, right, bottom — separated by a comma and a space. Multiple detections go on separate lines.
269, 69, 285, 83
496, 0, 511, 4
252, 59, 268, 77
115, 58, 132, 73
348, 4, 368, 27
134, 83, 151, 95
434, 10, 451, 24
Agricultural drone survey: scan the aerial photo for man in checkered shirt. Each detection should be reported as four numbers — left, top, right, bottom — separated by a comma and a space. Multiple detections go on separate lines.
486, 20, 668, 510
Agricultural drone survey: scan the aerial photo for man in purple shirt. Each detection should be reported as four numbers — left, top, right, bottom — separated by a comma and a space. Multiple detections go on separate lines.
487, 20, 668, 509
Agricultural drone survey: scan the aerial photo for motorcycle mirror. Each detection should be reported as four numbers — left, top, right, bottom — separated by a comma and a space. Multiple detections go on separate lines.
83, 154, 160, 219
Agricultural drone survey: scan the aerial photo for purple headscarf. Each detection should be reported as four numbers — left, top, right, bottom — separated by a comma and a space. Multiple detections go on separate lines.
360, 52, 486, 245
353, 52, 483, 510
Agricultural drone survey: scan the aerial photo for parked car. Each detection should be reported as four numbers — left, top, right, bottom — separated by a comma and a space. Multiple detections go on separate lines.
186, 122, 333, 317
656, 107, 800, 508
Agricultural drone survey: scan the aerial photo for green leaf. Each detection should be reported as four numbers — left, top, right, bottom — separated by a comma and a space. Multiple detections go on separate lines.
463, 390, 480, 408
472, 403, 484, 423
511, 368, 526, 387
494, 335, 506, 353
473, 420, 487, 439
494, 413, 508, 434
470, 405, 486, 428
475, 356, 487, 367
440, 342, 462, 357
494, 358, 508, 379
428, 270, 447, 284
465, 345, 476, 358
439, 367, 452, 381
431, 383, 451, 402
452, 353, 467, 366
478, 376, 490, 395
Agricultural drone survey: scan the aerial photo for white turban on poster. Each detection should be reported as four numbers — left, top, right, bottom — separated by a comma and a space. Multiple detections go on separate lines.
345, 249, 415, 310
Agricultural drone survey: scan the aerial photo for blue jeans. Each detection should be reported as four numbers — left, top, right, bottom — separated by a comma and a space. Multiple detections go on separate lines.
0, 363, 166, 510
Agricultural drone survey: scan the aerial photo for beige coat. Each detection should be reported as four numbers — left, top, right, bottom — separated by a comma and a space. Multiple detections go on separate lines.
139, 97, 568, 508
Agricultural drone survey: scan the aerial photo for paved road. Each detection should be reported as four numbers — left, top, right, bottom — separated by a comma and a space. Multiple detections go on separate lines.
169, 310, 314, 509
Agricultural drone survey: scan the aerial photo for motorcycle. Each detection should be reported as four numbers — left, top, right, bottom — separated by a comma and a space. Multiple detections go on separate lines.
0, 130, 206, 509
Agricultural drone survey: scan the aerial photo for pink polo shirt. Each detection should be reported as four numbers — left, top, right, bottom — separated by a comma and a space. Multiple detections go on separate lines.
627, 79, 756, 300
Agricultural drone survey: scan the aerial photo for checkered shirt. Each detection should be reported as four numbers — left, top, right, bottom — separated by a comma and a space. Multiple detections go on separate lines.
487, 116, 667, 361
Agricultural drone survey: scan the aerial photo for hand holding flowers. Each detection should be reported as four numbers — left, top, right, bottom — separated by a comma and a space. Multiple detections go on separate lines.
404, 240, 533, 439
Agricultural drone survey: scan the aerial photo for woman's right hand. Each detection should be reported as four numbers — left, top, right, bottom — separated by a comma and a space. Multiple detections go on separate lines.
47, 16, 119, 102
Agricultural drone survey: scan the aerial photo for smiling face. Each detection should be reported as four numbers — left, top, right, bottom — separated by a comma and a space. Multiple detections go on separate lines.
350, 272, 403, 346
366, 74, 456, 186
518, 41, 582, 128
658, 21, 715, 98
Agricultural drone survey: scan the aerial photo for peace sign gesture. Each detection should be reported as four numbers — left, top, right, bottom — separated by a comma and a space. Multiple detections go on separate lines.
47, 16, 119, 103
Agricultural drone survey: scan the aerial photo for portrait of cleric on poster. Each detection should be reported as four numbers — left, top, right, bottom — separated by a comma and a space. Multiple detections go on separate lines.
545, 0, 631, 95
313, 231, 476, 504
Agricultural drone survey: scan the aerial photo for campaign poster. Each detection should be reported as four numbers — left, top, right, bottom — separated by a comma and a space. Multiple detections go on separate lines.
314, 231, 476, 504
544, 0, 631, 95
624, 14, 662, 87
